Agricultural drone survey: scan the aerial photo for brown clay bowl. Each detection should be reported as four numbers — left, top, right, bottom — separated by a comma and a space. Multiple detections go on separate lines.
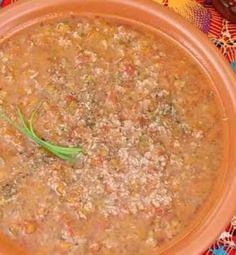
0, 1, 235, 255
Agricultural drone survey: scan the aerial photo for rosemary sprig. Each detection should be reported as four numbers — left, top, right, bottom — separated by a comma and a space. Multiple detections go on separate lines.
0, 104, 83, 162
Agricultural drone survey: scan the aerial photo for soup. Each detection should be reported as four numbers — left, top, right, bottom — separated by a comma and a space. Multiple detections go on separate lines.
0, 16, 224, 255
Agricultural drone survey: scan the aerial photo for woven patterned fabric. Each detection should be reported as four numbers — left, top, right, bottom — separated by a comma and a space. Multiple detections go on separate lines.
0, 0, 236, 254
154, 0, 236, 72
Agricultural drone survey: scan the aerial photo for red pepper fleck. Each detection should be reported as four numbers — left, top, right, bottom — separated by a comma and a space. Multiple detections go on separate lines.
109, 91, 118, 104
77, 54, 91, 65
102, 124, 112, 133
155, 206, 171, 216
104, 183, 113, 193
91, 157, 103, 167
147, 166, 156, 174
65, 95, 77, 103
61, 215, 76, 237
124, 64, 136, 76
138, 116, 149, 127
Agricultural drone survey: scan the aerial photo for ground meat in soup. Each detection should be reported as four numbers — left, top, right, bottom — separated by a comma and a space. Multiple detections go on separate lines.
0, 16, 224, 255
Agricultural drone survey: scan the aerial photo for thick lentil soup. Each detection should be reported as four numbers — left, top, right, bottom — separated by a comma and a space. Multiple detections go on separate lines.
0, 16, 223, 255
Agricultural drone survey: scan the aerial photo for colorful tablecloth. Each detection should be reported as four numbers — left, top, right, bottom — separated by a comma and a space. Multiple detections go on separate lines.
154, 0, 236, 72
0, 0, 235, 254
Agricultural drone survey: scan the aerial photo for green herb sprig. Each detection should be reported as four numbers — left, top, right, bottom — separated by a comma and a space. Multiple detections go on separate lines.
0, 103, 83, 162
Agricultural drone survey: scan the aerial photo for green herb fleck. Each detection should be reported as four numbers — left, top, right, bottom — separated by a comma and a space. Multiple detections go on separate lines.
0, 103, 83, 162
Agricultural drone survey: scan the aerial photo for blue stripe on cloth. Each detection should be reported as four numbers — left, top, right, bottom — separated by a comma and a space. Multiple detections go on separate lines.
210, 246, 228, 255
231, 62, 236, 71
